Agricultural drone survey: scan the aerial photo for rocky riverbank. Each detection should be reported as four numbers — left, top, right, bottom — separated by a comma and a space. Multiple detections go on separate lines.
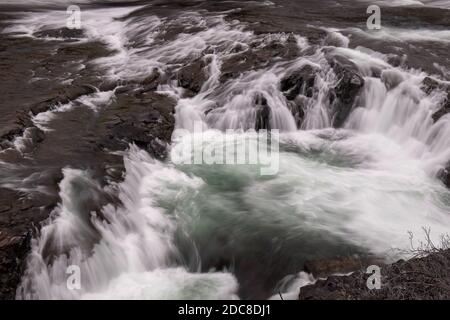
299, 249, 450, 300
0, 13, 175, 297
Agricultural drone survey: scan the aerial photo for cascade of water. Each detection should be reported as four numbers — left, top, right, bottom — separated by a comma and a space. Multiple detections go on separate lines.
9, 2, 450, 300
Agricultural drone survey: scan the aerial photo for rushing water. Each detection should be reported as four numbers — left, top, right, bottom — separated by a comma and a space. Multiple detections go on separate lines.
1, 0, 449, 299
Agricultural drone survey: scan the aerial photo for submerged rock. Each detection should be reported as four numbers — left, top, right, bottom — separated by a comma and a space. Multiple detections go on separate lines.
177, 58, 208, 94
438, 168, 450, 188
432, 102, 450, 123
221, 34, 299, 82
421, 77, 450, 123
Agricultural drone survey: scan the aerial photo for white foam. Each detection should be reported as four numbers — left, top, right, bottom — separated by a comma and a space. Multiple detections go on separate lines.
17, 146, 239, 300
348, 27, 450, 44
32, 90, 115, 131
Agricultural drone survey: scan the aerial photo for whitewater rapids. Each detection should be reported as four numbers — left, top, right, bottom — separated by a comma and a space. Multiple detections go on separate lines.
1, 0, 448, 300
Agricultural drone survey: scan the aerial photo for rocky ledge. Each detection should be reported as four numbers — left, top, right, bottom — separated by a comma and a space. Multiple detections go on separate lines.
421, 77, 450, 188
299, 249, 450, 300
0, 24, 175, 299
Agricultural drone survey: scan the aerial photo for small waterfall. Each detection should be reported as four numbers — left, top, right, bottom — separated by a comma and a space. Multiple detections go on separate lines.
346, 72, 450, 176
10, 2, 450, 300
204, 70, 298, 132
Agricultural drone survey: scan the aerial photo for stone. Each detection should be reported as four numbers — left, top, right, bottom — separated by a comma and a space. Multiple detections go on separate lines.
177, 58, 208, 94
328, 57, 365, 128
254, 94, 271, 131
280, 64, 317, 101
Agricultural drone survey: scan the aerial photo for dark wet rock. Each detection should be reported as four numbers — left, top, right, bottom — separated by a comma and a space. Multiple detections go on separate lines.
97, 91, 176, 159
303, 255, 382, 278
34, 28, 84, 40
422, 76, 441, 95
421, 77, 450, 123
0, 188, 57, 300
327, 57, 365, 128
221, 52, 252, 81
287, 97, 307, 128
254, 94, 271, 131
0, 88, 176, 297
30, 85, 96, 116
422, 76, 450, 189
0, 231, 31, 300
26, 127, 45, 144
0, 124, 44, 153
432, 102, 450, 123
141, 68, 162, 91
220, 51, 260, 81
115, 84, 136, 95
0, 125, 23, 150
0, 84, 96, 149
387, 54, 408, 68
280, 64, 317, 101
299, 250, 450, 300
177, 58, 208, 94
221, 34, 299, 82
438, 168, 450, 188
56, 41, 113, 60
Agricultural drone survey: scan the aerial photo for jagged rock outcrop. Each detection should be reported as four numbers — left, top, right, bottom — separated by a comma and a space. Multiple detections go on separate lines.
303, 256, 382, 278
0, 188, 57, 300
30, 85, 97, 116
220, 34, 299, 82
328, 57, 365, 128
97, 90, 176, 159
280, 64, 317, 101
299, 250, 450, 300
254, 94, 271, 131
279, 64, 317, 128
0, 85, 97, 152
